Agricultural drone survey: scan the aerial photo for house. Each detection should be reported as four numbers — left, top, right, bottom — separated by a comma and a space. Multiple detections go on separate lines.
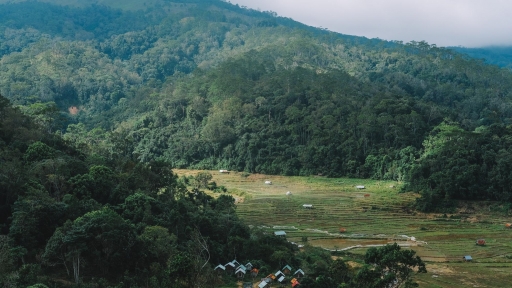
258, 280, 269, 288
231, 260, 241, 267
274, 231, 286, 237
356, 185, 365, 189
476, 239, 486, 246
463, 255, 473, 262
214, 264, 225, 274
224, 262, 236, 272
265, 180, 272, 185
275, 271, 284, 278
251, 268, 259, 278
277, 275, 285, 284
235, 267, 246, 278
291, 278, 300, 287
282, 265, 292, 275
302, 204, 313, 209
293, 269, 305, 279
245, 262, 253, 270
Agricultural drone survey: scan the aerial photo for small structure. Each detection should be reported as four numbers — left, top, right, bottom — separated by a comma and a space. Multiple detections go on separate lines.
235, 267, 247, 278
293, 269, 305, 279
219, 169, 230, 174
291, 278, 300, 287
231, 260, 241, 267
245, 262, 253, 270
463, 255, 473, 262
274, 231, 286, 237
364, 194, 370, 197
286, 191, 292, 196
302, 204, 313, 209
251, 268, 259, 278
243, 282, 252, 288
265, 180, 272, 185
506, 223, 511, 228
282, 265, 292, 275
339, 227, 347, 233
214, 264, 226, 274
258, 280, 269, 288
275, 271, 284, 278
224, 262, 236, 272
356, 185, 365, 189
277, 275, 285, 285
476, 239, 486, 246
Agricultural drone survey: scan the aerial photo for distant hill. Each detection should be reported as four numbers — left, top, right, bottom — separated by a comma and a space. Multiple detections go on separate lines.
450, 46, 512, 69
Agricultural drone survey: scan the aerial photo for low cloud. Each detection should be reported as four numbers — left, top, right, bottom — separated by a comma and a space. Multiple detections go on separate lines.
230, 0, 512, 47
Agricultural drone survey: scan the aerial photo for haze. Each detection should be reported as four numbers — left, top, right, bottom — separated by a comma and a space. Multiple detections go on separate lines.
229, 0, 512, 47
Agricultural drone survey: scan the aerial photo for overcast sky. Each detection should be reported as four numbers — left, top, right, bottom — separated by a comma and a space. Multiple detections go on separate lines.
229, 0, 512, 48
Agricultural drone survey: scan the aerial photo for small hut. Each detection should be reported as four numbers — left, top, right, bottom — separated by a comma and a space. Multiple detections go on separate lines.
356, 185, 365, 189
265, 180, 272, 185
258, 280, 269, 288
291, 278, 301, 288
219, 169, 230, 174
302, 204, 313, 209
339, 227, 347, 233
235, 267, 247, 278
282, 265, 292, 275
251, 268, 259, 278
293, 269, 305, 279
476, 239, 486, 246
214, 264, 226, 274
505, 223, 511, 228
463, 255, 473, 262
286, 191, 292, 196
274, 231, 286, 237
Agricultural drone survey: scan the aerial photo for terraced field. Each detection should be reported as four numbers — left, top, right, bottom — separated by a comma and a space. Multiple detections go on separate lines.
174, 170, 512, 287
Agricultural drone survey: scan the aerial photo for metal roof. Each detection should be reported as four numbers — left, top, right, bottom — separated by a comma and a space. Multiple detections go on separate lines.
274, 231, 286, 236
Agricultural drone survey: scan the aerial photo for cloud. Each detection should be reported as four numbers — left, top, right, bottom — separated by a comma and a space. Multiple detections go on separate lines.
229, 0, 512, 47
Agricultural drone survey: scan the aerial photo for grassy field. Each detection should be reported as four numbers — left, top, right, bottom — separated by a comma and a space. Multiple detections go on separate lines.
174, 170, 512, 288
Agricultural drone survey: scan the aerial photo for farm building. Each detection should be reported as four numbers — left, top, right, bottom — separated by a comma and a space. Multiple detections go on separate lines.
282, 265, 292, 275
224, 262, 235, 272
274, 231, 286, 237
265, 180, 272, 185
476, 239, 486, 246
235, 267, 246, 278
214, 264, 225, 273
463, 255, 473, 262
251, 268, 259, 278
356, 185, 365, 189
302, 204, 313, 209
294, 269, 305, 278
245, 262, 253, 270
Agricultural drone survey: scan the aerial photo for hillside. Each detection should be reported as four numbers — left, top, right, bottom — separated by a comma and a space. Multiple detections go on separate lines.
1, 0, 512, 209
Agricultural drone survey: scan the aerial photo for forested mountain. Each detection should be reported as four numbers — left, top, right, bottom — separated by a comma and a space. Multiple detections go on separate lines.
1, 1, 512, 213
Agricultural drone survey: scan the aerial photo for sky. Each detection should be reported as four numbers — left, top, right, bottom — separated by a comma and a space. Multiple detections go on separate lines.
229, 0, 512, 48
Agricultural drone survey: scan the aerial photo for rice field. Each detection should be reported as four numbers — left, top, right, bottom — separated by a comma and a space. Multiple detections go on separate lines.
174, 170, 512, 287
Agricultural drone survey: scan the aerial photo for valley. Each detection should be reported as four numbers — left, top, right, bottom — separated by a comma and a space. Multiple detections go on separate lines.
175, 169, 512, 287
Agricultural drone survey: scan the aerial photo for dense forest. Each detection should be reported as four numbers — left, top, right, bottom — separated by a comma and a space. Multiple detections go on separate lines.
0, 0, 512, 285
1, 1, 512, 208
